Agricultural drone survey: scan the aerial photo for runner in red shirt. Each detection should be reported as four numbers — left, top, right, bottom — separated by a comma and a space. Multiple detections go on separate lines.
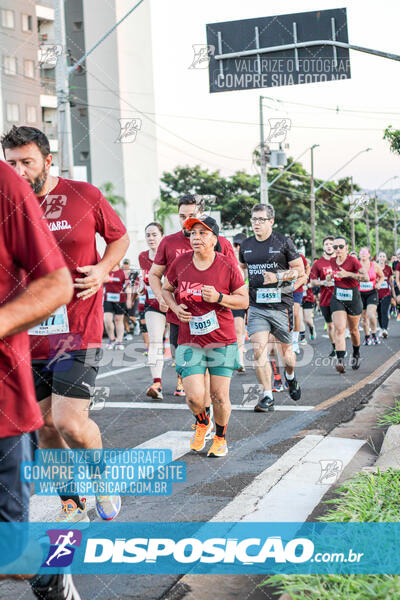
149, 194, 235, 401
2, 126, 129, 524
300, 278, 316, 343
162, 216, 248, 458
359, 247, 384, 346
138, 222, 167, 400
327, 236, 368, 373
103, 263, 126, 350
292, 253, 309, 354
377, 251, 395, 338
310, 236, 336, 357
0, 161, 78, 598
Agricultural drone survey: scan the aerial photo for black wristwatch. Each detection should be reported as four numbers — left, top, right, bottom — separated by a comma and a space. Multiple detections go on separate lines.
217, 292, 224, 303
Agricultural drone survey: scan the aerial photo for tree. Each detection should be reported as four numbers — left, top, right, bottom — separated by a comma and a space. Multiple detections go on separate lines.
156, 163, 393, 257
384, 126, 400, 156
100, 182, 126, 218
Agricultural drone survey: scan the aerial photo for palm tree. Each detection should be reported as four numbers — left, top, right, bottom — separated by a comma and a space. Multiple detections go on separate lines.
100, 182, 126, 217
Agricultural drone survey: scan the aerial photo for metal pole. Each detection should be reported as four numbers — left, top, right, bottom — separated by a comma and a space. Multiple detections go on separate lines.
54, 0, 74, 178
365, 208, 371, 252
394, 208, 398, 254
374, 195, 379, 255
259, 96, 268, 204
350, 176, 355, 251
310, 145, 316, 261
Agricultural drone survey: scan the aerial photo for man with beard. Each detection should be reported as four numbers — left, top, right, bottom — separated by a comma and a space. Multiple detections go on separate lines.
310, 236, 336, 357
2, 125, 129, 524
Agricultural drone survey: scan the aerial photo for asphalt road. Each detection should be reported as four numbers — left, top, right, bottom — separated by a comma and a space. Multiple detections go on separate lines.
2, 314, 400, 600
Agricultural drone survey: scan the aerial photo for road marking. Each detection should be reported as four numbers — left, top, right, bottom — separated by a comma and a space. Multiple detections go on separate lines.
103, 401, 314, 412
29, 431, 191, 522
213, 434, 365, 522
312, 348, 400, 412
97, 363, 146, 379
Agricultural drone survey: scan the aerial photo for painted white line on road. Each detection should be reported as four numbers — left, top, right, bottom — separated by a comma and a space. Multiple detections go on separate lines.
103, 401, 314, 412
29, 431, 191, 522
97, 363, 146, 379
213, 434, 365, 522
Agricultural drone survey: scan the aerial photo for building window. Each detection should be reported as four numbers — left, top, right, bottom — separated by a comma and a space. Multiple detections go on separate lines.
21, 14, 32, 32
73, 21, 83, 31
26, 105, 37, 123
3, 56, 17, 76
80, 151, 89, 161
78, 108, 87, 118
1, 9, 14, 29
24, 59, 35, 78
6, 103, 19, 122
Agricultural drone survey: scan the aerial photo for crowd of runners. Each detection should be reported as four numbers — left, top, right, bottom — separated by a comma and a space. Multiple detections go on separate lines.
1, 125, 400, 599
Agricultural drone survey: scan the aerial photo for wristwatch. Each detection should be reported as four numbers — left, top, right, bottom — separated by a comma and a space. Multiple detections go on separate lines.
217, 292, 224, 303
276, 272, 283, 286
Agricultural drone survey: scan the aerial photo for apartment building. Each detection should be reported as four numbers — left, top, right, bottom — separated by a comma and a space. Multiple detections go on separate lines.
0, 0, 159, 258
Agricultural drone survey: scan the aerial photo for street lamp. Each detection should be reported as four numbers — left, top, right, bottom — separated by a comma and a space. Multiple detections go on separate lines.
315, 147, 372, 193
374, 175, 400, 254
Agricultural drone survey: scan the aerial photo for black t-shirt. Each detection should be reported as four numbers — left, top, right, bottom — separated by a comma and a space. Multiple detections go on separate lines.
239, 232, 299, 309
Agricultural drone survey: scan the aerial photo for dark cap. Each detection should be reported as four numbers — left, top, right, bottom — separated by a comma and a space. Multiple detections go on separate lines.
233, 233, 246, 246
184, 215, 219, 237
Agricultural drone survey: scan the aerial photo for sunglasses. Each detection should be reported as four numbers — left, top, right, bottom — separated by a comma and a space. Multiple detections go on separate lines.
333, 244, 345, 250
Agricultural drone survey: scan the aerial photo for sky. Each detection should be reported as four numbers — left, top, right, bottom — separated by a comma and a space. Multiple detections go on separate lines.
146, 0, 400, 192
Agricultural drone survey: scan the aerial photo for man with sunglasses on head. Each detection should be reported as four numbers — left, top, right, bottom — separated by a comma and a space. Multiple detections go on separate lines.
310, 236, 336, 357
326, 236, 368, 373
239, 203, 305, 412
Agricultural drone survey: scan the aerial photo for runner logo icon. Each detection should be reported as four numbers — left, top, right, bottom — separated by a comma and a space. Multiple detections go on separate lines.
42, 529, 82, 568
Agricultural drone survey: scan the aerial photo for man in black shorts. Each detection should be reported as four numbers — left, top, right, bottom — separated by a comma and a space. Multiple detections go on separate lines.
239, 203, 304, 411
0, 161, 80, 598
3, 126, 129, 523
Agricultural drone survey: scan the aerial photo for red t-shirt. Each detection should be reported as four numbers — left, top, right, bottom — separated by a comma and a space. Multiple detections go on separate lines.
330, 255, 362, 289
139, 251, 161, 311
0, 163, 66, 437
378, 265, 393, 299
31, 178, 126, 359
303, 284, 315, 304
154, 230, 236, 324
166, 252, 245, 347
296, 254, 308, 294
104, 268, 125, 303
310, 257, 335, 307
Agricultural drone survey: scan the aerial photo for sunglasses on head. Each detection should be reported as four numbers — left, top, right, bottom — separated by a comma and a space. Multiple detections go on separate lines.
333, 244, 345, 250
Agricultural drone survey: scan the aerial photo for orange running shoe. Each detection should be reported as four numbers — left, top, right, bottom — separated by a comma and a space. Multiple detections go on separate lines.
190, 421, 211, 452
207, 435, 228, 458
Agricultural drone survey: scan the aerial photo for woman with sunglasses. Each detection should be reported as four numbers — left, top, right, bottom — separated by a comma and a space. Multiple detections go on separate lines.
358, 247, 384, 345
377, 251, 395, 339
326, 236, 368, 373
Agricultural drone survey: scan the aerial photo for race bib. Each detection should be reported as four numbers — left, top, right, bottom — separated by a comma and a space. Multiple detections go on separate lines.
256, 288, 282, 303
381, 281, 389, 289
359, 282, 373, 292
146, 285, 155, 300
336, 288, 353, 301
189, 310, 219, 336
29, 305, 69, 336
106, 292, 120, 302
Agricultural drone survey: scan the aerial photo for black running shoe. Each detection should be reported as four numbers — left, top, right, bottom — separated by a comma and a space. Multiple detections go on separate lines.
254, 396, 275, 412
284, 373, 301, 401
31, 574, 81, 600
351, 354, 361, 370
329, 348, 336, 358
